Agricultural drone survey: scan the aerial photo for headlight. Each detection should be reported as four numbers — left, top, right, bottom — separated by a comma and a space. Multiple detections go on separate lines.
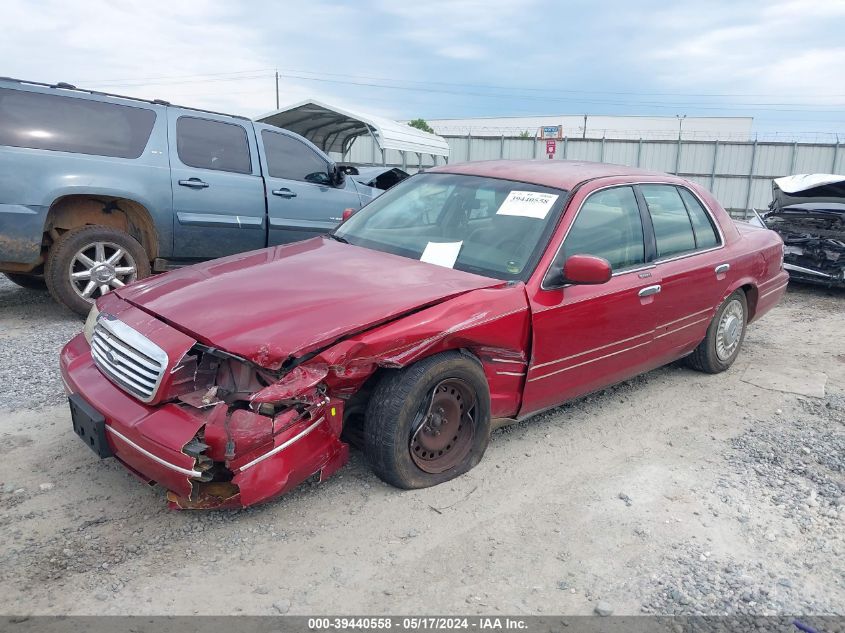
83, 302, 101, 343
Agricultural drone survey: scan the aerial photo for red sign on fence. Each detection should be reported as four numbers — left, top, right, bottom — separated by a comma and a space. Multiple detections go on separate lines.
546, 140, 556, 157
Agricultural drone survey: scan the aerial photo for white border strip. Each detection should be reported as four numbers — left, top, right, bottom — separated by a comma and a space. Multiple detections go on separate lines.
237, 417, 325, 472
760, 282, 789, 299
528, 340, 652, 382
105, 426, 202, 478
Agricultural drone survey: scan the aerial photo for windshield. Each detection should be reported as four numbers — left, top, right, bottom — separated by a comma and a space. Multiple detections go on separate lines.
334, 173, 568, 281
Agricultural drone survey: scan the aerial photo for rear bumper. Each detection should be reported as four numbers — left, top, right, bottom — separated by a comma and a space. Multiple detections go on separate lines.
751, 271, 790, 322
60, 333, 349, 509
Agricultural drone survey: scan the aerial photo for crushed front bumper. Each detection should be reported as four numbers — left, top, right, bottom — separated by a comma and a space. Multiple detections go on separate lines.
60, 333, 348, 509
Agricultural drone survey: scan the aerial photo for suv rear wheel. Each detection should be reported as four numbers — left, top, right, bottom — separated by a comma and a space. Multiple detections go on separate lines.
45, 225, 150, 316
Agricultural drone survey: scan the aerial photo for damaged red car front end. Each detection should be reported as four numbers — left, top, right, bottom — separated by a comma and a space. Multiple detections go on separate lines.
60, 237, 524, 509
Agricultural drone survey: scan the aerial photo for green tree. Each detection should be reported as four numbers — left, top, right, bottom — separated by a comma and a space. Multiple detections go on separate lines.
408, 118, 435, 134
518, 130, 533, 138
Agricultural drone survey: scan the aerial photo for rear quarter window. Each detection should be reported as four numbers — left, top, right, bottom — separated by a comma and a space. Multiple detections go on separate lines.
0, 87, 156, 159
640, 184, 697, 258
679, 187, 721, 249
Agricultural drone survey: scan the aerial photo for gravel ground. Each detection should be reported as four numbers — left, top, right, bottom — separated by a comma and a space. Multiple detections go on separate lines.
0, 277, 82, 411
0, 274, 842, 617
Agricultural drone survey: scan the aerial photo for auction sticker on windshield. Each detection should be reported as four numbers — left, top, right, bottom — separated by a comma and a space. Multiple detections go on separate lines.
420, 241, 463, 268
496, 191, 559, 219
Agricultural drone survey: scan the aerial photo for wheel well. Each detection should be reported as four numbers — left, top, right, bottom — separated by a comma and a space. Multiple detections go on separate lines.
341, 348, 484, 431
44, 195, 158, 261
741, 283, 758, 321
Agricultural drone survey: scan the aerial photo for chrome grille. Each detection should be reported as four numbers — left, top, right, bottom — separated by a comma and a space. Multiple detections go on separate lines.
90, 316, 168, 403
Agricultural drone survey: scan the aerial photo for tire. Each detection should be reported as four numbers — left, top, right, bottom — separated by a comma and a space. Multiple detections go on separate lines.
364, 351, 492, 490
4, 273, 47, 290
686, 290, 748, 374
44, 225, 150, 316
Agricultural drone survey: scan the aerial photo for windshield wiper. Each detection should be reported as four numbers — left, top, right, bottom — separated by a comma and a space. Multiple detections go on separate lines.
327, 233, 348, 244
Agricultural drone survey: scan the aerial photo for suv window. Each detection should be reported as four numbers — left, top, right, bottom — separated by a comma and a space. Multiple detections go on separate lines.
0, 87, 155, 159
176, 116, 251, 174
261, 130, 329, 183
640, 184, 697, 258
560, 186, 645, 271
678, 187, 720, 249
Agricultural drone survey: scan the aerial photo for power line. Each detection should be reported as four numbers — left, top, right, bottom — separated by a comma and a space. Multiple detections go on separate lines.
77, 66, 845, 100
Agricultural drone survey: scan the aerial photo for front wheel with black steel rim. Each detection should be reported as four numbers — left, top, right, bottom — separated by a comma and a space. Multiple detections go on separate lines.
45, 225, 150, 316
686, 290, 748, 374
364, 351, 492, 489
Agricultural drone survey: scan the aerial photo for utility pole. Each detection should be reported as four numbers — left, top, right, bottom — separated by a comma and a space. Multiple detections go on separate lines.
275, 69, 280, 110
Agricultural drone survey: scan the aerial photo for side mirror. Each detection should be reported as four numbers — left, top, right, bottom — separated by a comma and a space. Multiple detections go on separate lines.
329, 163, 346, 187
304, 171, 332, 186
562, 254, 612, 285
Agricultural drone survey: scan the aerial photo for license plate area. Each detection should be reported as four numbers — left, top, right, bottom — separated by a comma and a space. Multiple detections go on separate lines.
69, 394, 113, 459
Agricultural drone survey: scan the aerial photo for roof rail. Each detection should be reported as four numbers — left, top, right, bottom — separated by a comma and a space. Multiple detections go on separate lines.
0, 76, 249, 120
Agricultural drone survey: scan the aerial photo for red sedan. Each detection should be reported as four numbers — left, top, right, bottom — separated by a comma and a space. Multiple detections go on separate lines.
60, 160, 788, 509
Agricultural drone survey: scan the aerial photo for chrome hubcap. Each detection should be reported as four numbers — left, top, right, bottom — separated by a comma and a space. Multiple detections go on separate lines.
69, 242, 137, 302
715, 299, 744, 361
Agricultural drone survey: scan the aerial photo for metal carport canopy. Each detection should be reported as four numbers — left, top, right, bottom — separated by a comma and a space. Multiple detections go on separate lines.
255, 99, 450, 159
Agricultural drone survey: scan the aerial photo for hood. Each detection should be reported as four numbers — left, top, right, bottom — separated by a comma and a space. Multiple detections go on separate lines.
116, 237, 502, 369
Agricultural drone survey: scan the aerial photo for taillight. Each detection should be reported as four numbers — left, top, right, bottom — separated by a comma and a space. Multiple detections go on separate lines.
342, 208, 356, 222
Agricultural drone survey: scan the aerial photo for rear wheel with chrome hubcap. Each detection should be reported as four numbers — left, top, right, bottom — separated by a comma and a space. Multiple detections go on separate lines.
687, 290, 748, 374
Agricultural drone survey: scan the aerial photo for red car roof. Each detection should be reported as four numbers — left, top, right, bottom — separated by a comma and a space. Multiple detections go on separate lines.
428, 159, 684, 191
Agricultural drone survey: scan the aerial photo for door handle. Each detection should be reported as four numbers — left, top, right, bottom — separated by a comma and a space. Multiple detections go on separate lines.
178, 178, 209, 189
638, 284, 662, 297
715, 263, 730, 275
272, 188, 297, 199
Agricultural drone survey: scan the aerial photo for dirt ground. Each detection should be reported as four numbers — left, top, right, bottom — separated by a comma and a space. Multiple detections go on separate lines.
0, 279, 843, 616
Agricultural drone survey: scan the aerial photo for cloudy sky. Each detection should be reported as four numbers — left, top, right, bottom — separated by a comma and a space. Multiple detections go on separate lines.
3, 0, 844, 140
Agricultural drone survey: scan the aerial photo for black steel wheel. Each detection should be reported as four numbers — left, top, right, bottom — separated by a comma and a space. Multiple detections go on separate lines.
365, 351, 491, 489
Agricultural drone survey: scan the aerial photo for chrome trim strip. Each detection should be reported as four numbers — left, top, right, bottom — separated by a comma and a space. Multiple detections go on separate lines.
105, 426, 202, 478
528, 340, 652, 382
177, 212, 263, 229
269, 217, 338, 230
758, 276, 785, 287
654, 317, 709, 339
237, 416, 324, 472
760, 282, 789, 299
532, 330, 652, 370
656, 307, 712, 328
491, 358, 527, 365
541, 181, 725, 291
496, 371, 526, 376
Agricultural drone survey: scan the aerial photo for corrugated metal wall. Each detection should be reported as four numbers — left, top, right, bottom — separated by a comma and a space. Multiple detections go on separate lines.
342, 135, 844, 212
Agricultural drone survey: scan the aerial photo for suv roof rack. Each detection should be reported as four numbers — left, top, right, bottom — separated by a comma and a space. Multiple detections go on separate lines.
0, 76, 249, 121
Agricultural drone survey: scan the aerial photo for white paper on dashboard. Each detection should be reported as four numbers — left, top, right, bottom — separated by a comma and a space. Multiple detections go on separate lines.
420, 241, 463, 268
496, 191, 559, 219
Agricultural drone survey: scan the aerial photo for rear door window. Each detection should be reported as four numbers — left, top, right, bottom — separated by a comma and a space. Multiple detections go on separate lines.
261, 130, 329, 183
678, 187, 721, 249
176, 116, 252, 174
640, 185, 697, 258
0, 87, 155, 158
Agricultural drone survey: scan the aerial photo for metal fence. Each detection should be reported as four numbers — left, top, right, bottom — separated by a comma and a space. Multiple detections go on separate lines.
343, 134, 844, 212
